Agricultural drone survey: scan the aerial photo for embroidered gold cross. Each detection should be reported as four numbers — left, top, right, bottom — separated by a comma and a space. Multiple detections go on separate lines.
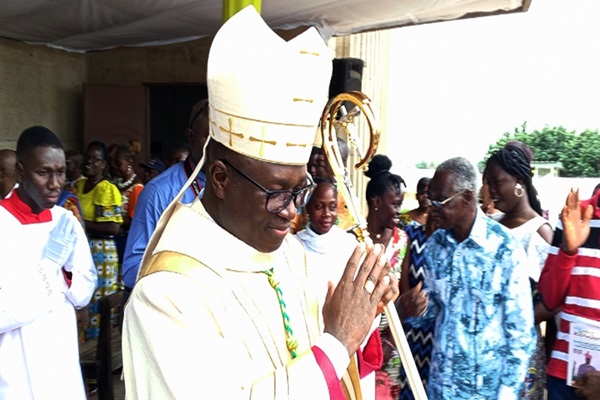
220, 117, 244, 147
300, 50, 320, 57
249, 126, 276, 157
285, 142, 307, 148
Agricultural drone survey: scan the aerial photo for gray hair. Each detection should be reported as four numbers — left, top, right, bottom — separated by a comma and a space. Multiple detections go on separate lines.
436, 157, 477, 194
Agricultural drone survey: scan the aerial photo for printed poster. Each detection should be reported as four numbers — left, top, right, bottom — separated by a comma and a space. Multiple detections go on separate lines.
567, 322, 600, 386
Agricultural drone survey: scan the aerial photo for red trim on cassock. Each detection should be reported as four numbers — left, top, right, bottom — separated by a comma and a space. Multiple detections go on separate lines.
312, 345, 346, 400
357, 328, 383, 378
62, 268, 72, 287
0, 190, 52, 224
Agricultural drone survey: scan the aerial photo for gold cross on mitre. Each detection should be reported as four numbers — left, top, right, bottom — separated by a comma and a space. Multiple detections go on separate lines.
206, 5, 332, 165
249, 127, 276, 158
220, 117, 244, 147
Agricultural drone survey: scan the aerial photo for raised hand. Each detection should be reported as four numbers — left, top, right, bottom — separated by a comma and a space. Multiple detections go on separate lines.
322, 243, 397, 356
561, 188, 594, 255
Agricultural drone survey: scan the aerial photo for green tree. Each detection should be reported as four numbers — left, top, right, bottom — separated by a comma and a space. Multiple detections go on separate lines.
566, 129, 600, 176
482, 123, 600, 177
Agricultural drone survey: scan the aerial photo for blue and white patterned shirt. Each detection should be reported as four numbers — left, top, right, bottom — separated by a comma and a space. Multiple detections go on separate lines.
423, 208, 536, 400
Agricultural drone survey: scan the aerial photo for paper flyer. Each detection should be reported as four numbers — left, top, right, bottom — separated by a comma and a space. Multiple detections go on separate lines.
567, 323, 600, 386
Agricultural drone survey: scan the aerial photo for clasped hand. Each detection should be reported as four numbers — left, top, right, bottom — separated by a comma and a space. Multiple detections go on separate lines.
321, 243, 399, 356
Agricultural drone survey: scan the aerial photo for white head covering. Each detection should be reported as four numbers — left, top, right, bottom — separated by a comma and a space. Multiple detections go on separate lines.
207, 5, 333, 165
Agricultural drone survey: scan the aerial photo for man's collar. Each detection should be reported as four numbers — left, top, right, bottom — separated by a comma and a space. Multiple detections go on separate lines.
447, 206, 482, 245
467, 207, 489, 247
0, 190, 52, 224
185, 155, 196, 168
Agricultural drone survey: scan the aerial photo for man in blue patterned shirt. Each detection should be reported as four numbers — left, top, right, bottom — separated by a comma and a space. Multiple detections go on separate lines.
422, 157, 536, 399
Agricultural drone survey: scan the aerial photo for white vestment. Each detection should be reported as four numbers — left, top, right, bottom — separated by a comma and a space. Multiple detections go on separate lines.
0, 202, 97, 400
296, 224, 379, 400
296, 225, 358, 310
124, 198, 345, 399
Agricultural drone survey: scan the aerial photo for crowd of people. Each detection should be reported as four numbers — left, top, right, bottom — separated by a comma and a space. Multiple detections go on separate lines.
1, 5, 600, 400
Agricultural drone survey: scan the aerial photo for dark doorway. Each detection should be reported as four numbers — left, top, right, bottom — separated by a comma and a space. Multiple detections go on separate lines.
148, 85, 207, 163
83, 84, 149, 178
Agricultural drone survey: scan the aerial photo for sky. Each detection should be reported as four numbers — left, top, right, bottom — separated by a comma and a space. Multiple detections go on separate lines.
386, 0, 600, 168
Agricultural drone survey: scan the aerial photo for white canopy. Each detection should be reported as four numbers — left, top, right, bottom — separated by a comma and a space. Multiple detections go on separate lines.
0, 0, 529, 52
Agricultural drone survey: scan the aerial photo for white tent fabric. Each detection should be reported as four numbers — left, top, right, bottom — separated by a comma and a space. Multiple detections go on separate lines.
0, 0, 526, 52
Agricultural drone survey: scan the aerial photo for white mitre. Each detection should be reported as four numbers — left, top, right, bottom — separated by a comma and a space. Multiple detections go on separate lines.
207, 5, 333, 165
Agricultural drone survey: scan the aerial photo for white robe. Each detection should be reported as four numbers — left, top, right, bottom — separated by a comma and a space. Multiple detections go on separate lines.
0, 204, 97, 400
509, 215, 551, 283
296, 225, 358, 310
296, 224, 379, 400
123, 198, 349, 399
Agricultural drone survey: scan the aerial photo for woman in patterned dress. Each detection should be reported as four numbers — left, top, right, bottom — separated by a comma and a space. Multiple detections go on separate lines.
364, 154, 408, 399
484, 144, 554, 400
76, 141, 123, 339
398, 211, 438, 400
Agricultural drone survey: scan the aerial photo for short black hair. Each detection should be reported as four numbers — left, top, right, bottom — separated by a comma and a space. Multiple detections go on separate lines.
16, 126, 63, 160
188, 99, 209, 129
87, 140, 110, 161
416, 177, 431, 195
313, 176, 338, 196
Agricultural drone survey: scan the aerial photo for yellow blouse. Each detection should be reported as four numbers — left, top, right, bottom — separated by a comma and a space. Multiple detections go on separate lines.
76, 178, 123, 224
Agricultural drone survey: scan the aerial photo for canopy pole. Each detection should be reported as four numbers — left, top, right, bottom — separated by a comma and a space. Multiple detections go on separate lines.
223, 0, 262, 22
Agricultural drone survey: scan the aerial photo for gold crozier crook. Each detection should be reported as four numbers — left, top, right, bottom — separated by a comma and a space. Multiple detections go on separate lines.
319, 91, 428, 400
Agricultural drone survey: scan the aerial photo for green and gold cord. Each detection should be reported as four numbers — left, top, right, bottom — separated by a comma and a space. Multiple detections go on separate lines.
263, 268, 299, 359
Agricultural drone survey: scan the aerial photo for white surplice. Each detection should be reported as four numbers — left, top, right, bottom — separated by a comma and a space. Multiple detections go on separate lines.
0, 203, 97, 400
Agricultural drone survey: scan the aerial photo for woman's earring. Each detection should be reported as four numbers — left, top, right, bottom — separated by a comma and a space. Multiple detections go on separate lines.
374, 207, 378, 211
514, 183, 525, 198
127, 165, 132, 174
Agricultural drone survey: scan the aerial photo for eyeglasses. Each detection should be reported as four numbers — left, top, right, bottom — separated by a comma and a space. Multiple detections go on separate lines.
220, 159, 316, 214
427, 190, 466, 208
